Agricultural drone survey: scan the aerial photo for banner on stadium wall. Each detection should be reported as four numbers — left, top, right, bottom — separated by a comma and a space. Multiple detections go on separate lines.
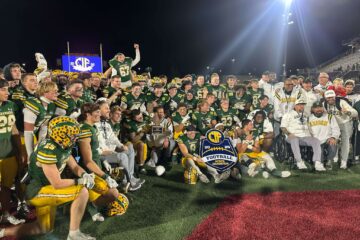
199, 129, 238, 173
62, 55, 102, 72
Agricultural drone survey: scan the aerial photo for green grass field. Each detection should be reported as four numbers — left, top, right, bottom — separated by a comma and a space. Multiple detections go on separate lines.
35, 161, 360, 240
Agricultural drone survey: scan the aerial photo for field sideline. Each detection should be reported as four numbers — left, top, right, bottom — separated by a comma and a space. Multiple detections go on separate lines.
28, 162, 360, 240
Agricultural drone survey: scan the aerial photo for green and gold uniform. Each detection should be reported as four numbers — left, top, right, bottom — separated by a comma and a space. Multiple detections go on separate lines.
121, 92, 146, 110
145, 92, 170, 107
246, 88, 264, 109
124, 118, 150, 136
230, 93, 252, 120
172, 112, 191, 139
54, 93, 84, 116
0, 101, 17, 188
26, 139, 73, 199
216, 108, 239, 130
181, 98, 198, 111
81, 88, 94, 103
191, 111, 216, 135
0, 101, 16, 159
192, 83, 209, 100
109, 57, 133, 83
168, 93, 184, 114
206, 85, 226, 100
78, 122, 101, 168
11, 85, 35, 132
109, 121, 121, 139
24, 97, 56, 135
103, 86, 121, 105
90, 87, 103, 102
176, 133, 201, 156
224, 85, 236, 102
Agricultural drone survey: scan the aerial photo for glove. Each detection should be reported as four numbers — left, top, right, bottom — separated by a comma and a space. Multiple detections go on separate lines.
35, 53, 47, 69
105, 175, 118, 188
77, 173, 95, 189
69, 109, 81, 119
103, 160, 112, 172
181, 114, 191, 124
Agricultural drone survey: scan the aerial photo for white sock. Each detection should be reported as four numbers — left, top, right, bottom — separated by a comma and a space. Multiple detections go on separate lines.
69, 229, 81, 236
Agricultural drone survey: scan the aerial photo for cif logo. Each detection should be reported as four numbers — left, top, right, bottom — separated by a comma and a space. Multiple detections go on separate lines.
206, 129, 224, 145
71, 57, 95, 72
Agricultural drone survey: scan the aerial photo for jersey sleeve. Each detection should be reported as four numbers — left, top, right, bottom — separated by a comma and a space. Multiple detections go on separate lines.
78, 125, 93, 139
54, 96, 69, 111
24, 99, 40, 116
36, 143, 58, 164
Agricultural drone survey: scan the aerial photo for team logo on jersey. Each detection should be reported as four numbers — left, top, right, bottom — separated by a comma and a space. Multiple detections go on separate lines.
200, 129, 237, 173
71, 57, 95, 71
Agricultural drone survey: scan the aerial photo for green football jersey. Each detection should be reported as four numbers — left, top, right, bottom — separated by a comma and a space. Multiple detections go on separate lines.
216, 108, 239, 130
121, 92, 146, 110
145, 92, 170, 106
181, 98, 198, 111
27, 138, 72, 198
246, 88, 264, 109
81, 88, 94, 103
176, 133, 201, 155
192, 83, 209, 100
78, 122, 101, 168
224, 85, 236, 102
168, 93, 184, 114
24, 97, 56, 134
172, 112, 191, 127
55, 93, 84, 116
0, 101, 16, 158
103, 86, 121, 105
239, 132, 260, 154
206, 85, 226, 100
109, 57, 133, 82
11, 85, 35, 132
191, 111, 216, 135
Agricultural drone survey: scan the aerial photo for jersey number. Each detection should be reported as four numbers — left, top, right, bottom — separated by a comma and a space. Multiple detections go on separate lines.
119, 65, 130, 77
0, 115, 15, 133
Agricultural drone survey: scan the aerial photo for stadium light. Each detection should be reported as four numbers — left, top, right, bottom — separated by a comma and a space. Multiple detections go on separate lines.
283, 0, 293, 7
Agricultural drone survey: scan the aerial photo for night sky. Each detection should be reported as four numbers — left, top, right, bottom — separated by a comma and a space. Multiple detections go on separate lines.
1, 0, 360, 77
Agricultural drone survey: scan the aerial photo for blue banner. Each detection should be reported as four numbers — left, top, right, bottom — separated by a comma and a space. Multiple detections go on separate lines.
62, 55, 102, 72
200, 129, 238, 173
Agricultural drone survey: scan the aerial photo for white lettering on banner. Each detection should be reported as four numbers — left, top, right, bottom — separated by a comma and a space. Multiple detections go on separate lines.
203, 155, 237, 163
71, 57, 95, 71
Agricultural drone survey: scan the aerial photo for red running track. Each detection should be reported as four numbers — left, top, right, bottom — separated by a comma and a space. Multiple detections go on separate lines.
187, 190, 360, 240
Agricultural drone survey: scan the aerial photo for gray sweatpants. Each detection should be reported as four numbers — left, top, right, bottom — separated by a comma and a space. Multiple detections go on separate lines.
338, 121, 353, 164
321, 142, 337, 162
101, 144, 136, 179
286, 136, 321, 163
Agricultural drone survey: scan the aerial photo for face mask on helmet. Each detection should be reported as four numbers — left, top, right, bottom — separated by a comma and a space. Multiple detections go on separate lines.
48, 116, 80, 149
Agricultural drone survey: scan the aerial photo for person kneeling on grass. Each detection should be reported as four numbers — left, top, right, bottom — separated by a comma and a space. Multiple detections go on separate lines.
177, 125, 230, 184
1, 116, 97, 240
236, 119, 291, 179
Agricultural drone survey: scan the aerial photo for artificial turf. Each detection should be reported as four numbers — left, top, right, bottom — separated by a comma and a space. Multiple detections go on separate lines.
25, 161, 360, 240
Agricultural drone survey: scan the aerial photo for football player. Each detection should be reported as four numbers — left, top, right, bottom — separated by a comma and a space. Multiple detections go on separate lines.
0, 79, 26, 226
54, 80, 84, 119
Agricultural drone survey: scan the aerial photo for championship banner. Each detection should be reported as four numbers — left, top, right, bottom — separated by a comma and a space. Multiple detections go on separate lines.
200, 129, 237, 173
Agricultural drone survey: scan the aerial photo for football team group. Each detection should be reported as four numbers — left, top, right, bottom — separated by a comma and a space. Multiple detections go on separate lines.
0, 43, 360, 239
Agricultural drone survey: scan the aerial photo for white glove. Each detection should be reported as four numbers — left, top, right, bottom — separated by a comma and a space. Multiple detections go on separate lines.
35, 53, 47, 69
77, 173, 95, 189
181, 114, 191, 124
69, 109, 81, 119
105, 175, 118, 188
170, 100, 178, 110
103, 160, 112, 172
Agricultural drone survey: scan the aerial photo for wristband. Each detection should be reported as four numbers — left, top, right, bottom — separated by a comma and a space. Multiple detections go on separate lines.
101, 173, 109, 180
